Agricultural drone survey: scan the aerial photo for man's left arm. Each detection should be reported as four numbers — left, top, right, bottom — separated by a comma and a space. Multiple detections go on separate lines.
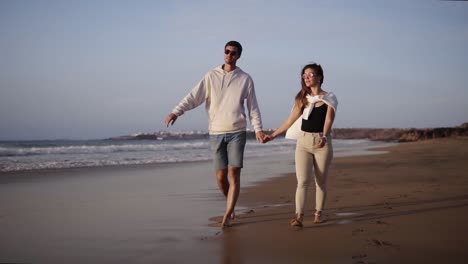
245, 79, 265, 142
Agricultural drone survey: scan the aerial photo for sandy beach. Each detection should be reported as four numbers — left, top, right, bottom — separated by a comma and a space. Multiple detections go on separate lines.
210, 138, 468, 264
1, 138, 467, 263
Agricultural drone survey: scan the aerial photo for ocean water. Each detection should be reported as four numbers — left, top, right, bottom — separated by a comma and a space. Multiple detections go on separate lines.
0, 136, 397, 173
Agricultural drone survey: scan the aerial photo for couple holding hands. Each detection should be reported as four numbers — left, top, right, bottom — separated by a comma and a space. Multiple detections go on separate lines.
164, 40, 338, 228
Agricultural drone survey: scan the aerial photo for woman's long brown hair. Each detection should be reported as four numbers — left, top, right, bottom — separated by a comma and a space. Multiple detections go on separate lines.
294, 63, 324, 110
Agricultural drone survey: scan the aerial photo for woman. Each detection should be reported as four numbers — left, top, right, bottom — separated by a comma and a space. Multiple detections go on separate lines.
264, 63, 338, 227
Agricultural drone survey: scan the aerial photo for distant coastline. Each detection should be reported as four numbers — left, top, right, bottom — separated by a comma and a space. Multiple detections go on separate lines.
111, 123, 468, 142
334, 122, 468, 142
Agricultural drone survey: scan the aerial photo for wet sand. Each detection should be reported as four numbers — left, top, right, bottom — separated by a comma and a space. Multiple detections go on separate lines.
210, 138, 468, 264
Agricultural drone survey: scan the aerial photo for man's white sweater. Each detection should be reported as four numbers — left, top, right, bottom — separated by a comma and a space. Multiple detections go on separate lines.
172, 65, 263, 134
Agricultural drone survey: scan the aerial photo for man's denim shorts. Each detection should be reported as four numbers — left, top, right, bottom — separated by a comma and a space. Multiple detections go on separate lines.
209, 131, 247, 170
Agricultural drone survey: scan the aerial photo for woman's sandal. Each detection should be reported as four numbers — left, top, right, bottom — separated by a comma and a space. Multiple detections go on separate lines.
290, 218, 303, 227
314, 211, 322, 224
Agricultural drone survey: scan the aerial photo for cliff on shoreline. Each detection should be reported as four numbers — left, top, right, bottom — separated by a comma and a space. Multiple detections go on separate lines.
111, 123, 468, 142
333, 123, 468, 142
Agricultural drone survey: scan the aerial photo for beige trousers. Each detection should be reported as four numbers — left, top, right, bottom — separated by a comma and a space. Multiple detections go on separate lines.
294, 132, 333, 214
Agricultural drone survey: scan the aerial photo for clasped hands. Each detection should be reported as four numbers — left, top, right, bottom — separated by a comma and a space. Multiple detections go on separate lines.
256, 131, 274, 144
256, 131, 327, 148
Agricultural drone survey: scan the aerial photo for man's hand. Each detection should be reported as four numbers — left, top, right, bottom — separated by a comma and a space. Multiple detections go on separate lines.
255, 131, 266, 143
164, 113, 178, 127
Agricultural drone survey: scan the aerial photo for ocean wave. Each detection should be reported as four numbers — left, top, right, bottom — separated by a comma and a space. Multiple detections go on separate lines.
0, 155, 214, 172
0, 139, 397, 173
0, 141, 209, 157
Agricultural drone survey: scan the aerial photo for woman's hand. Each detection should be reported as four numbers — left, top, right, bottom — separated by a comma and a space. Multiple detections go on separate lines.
262, 135, 274, 144
316, 136, 327, 148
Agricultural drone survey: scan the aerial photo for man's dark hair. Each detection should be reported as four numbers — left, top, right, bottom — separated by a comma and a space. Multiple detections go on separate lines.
225, 40, 243, 56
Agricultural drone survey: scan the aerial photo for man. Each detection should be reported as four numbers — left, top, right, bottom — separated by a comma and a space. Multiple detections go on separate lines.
164, 40, 265, 227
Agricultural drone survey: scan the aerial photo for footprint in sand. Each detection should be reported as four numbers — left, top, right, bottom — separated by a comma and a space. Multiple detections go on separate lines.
376, 220, 389, 225
353, 261, 375, 264
352, 228, 364, 235
351, 253, 367, 260
368, 238, 397, 248
352, 254, 374, 264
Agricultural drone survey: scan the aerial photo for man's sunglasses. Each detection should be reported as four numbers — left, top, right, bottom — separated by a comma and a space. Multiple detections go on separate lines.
224, 49, 238, 56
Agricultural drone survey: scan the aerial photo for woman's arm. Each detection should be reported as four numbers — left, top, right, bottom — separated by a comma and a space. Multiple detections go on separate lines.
270, 104, 303, 139
317, 105, 336, 147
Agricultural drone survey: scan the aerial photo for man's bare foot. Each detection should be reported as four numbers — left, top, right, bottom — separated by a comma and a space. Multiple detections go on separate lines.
221, 215, 232, 228
230, 211, 236, 220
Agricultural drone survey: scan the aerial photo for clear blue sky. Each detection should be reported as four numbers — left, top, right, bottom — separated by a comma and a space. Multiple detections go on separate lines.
1, 0, 467, 140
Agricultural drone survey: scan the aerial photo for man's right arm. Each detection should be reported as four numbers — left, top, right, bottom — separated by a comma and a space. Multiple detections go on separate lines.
164, 113, 178, 127
165, 78, 208, 127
